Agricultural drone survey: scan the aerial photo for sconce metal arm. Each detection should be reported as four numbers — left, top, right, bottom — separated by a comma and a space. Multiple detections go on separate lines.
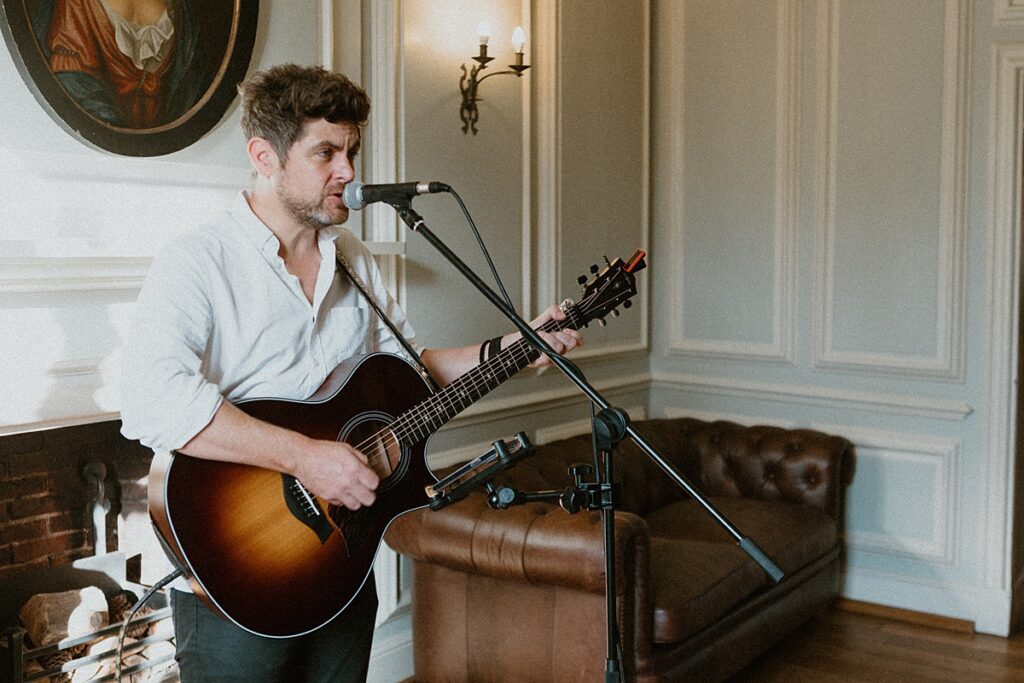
459, 57, 530, 135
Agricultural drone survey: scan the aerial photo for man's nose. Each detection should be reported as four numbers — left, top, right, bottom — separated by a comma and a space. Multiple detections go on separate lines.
334, 156, 354, 183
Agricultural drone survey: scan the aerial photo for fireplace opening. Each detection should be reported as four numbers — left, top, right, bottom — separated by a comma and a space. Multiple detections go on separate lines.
0, 421, 179, 681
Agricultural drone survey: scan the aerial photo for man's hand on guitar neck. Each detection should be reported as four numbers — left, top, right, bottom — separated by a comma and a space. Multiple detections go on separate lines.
518, 303, 583, 369
179, 401, 380, 511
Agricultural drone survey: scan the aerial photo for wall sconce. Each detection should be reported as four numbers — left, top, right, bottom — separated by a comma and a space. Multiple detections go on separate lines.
459, 22, 530, 135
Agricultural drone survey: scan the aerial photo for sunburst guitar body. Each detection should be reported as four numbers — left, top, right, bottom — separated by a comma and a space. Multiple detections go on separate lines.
148, 250, 646, 637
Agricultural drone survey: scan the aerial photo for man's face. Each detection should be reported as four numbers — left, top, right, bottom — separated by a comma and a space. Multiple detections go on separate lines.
274, 118, 360, 229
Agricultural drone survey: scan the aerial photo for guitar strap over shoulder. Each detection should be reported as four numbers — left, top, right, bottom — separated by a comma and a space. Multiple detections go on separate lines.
334, 251, 440, 393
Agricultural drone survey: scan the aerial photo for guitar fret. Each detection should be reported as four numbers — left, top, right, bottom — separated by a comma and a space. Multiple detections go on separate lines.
389, 287, 607, 449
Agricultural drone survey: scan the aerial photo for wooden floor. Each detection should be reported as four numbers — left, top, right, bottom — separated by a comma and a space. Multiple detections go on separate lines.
731, 607, 1024, 682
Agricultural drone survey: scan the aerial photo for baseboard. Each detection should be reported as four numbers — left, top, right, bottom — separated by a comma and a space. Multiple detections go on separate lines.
835, 598, 974, 633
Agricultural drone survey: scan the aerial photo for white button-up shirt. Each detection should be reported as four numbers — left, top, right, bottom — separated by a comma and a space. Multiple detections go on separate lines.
120, 192, 416, 452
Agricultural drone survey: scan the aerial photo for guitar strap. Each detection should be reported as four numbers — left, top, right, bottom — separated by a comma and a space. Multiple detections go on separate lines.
334, 250, 441, 393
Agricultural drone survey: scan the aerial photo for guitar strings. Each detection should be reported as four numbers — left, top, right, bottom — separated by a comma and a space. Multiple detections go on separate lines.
317, 273, 610, 486
361, 321, 553, 456
350, 307, 587, 471
377, 307, 584, 450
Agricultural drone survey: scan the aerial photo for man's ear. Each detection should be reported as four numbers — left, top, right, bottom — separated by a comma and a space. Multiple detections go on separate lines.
247, 137, 281, 178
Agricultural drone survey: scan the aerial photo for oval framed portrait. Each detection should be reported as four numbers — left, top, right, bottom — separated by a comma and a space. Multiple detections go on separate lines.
0, 0, 259, 156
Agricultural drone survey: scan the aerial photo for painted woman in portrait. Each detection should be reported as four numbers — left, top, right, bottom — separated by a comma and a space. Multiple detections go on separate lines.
32, 0, 221, 129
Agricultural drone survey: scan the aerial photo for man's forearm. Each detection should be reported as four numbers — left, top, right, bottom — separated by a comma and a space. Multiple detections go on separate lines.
178, 401, 311, 475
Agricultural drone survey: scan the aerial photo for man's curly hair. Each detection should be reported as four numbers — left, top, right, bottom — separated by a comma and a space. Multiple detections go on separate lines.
238, 64, 370, 163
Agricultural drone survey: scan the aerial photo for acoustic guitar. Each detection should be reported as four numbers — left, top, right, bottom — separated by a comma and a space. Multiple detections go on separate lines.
148, 250, 646, 637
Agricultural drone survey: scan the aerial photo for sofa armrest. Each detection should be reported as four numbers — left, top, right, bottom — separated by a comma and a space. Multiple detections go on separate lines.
385, 495, 650, 595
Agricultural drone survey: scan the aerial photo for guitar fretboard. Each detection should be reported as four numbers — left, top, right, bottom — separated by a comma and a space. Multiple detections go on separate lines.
389, 308, 584, 446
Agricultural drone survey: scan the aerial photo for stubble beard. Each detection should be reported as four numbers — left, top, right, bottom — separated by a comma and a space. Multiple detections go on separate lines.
276, 184, 344, 231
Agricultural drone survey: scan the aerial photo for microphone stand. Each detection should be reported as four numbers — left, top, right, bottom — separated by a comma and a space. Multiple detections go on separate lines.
392, 201, 784, 681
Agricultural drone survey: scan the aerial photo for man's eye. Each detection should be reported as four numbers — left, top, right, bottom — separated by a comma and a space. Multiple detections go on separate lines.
318, 149, 333, 159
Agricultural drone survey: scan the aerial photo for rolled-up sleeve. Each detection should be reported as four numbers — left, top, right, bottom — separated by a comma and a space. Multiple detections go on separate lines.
120, 243, 223, 452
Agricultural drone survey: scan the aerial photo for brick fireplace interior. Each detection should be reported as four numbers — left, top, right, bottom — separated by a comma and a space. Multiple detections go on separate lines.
1, 421, 151, 582
0, 420, 178, 680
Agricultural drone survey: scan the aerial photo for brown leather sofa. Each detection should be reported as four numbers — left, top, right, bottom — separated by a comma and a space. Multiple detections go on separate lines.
386, 417, 854, 682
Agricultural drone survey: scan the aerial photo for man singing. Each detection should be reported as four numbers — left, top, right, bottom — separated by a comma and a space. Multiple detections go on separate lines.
120, 63, 581, 681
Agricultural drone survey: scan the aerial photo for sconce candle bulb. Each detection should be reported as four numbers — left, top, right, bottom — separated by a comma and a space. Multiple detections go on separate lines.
459, 23, 532, 134
511, 26, 526, 54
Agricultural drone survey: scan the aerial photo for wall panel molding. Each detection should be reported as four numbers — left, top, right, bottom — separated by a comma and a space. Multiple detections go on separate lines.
651, 371, 972, 421
450, 371, 651, 430
364, 0, 404, 299
533, 404, 647, 445
815, 423, 960, 566
532, 0, 559, 321
668, 0, 798, 363
543, 0, 651, 355
981, 43, 1024, 621
657, 406, 797, 429
812, 0, 968, 379
994, 0, 1024, 25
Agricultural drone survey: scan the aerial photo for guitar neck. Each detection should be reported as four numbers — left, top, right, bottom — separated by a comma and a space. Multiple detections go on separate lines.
390, 309, 584, 446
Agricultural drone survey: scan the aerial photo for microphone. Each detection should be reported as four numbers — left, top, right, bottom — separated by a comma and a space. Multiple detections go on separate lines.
342, 180, 450, 210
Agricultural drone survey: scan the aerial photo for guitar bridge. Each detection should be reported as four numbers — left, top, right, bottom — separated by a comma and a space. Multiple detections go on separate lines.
282, 475, 334, 544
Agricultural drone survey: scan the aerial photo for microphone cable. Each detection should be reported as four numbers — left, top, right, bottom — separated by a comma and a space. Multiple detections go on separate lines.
445, 187, 518, 314
115, 567, 183, 682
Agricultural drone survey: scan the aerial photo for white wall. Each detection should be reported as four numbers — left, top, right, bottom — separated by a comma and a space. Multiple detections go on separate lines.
650, 0, 1024, 635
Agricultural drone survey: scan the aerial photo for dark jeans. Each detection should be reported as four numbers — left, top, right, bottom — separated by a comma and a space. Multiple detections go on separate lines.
170, 580, 378, 682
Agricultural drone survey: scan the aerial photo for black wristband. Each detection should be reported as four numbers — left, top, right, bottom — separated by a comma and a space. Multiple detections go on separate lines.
485, 336, 503, 361
479, 340, 489, 364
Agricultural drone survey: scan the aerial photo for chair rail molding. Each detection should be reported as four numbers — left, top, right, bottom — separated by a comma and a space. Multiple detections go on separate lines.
650, 371, 972, 422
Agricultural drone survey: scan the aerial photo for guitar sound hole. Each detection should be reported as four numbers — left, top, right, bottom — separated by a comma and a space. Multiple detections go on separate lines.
343, 418, 404, 484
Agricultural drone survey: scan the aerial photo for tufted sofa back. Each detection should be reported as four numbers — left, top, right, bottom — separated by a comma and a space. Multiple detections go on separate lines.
495, 418, 853, 520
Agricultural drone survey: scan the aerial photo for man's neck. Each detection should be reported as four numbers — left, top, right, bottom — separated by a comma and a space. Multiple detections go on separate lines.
246, 187, 319, 259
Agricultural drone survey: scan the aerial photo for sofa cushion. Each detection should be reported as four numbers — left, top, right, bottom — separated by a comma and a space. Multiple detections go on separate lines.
644, 497, 838, 643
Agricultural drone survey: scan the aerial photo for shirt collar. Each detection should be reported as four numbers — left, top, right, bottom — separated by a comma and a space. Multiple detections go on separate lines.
232, 191, 340, 258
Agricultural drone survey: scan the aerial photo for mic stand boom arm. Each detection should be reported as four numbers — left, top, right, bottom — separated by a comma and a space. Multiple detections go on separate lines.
394, 202, 784, 680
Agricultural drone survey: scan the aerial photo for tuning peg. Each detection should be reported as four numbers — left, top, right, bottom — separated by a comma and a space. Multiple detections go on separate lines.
611, 309, 620, 317
623, 300, 632, 309
577, 275, 588, 285
598, 318, 607, 327
590, 264, 599, 274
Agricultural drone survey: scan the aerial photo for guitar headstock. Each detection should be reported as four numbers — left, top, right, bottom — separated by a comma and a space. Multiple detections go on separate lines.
573, 249, 646, 327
